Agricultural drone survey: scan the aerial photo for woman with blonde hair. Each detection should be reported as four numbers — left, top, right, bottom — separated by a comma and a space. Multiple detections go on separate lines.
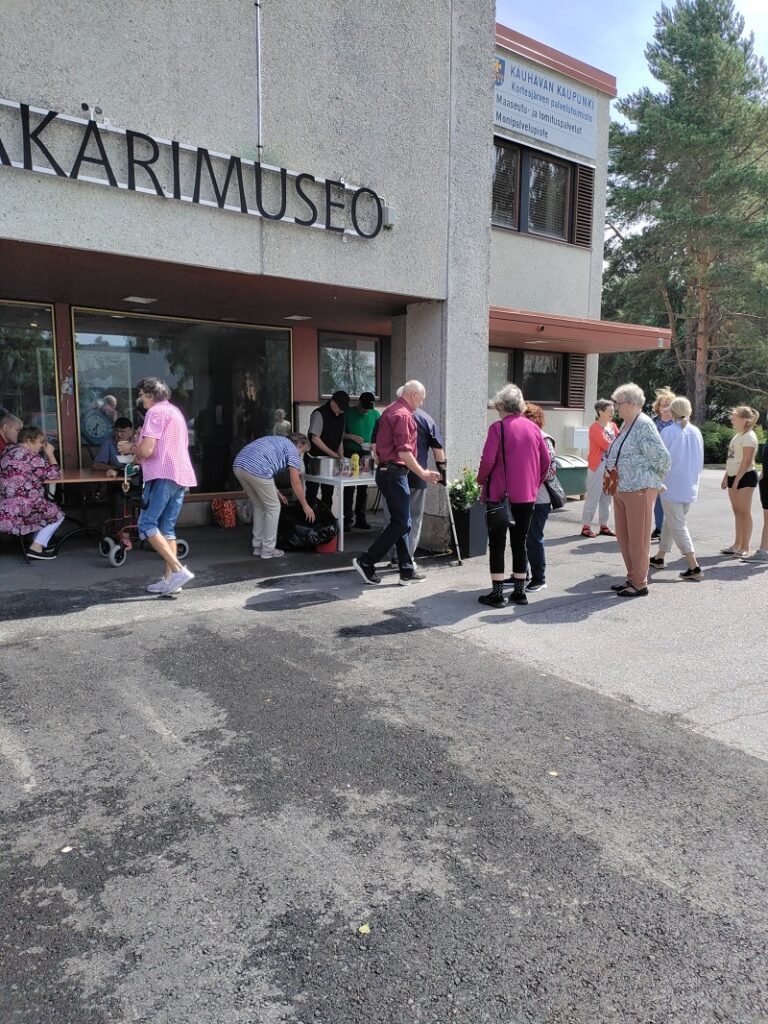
604, 383, 671, 597
650, 387, 676, 539
721, 405, 760, 557
649, 397, 704, 579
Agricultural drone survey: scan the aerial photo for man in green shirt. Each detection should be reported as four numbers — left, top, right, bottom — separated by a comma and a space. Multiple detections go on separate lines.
343, 392, 380, 530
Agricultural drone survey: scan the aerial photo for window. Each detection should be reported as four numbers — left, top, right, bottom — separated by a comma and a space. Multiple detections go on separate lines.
73, 310, 291, 492
488, 348, 573, 406
319, 333, 378, 397
491, 145, 519, 229
0, 302, 58, 446
492, 139, 594, 247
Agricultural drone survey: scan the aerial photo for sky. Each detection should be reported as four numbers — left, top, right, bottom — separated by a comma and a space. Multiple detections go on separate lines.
495, 0, 768, 105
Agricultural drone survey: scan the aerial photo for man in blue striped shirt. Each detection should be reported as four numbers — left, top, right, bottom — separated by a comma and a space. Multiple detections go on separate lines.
233, 433, 315, 558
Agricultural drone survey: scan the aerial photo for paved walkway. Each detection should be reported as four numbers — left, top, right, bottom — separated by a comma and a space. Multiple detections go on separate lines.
2, 469, 765, 759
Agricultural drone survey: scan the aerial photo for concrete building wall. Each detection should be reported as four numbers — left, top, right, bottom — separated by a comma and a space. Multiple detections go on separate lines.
0, 0, 469, 300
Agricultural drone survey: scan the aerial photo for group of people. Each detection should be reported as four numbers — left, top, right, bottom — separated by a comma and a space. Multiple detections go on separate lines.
3, 373, 765, 605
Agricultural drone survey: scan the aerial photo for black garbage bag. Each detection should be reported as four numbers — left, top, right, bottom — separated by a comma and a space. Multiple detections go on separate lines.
277, 500, 338, 550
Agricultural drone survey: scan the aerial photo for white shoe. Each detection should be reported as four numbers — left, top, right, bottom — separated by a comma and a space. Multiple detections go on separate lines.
146, 577, 170, 594
252, 545, 263, 556
742, 549, 768, 562
164, 566, 195, 594
261, 548, 285, 559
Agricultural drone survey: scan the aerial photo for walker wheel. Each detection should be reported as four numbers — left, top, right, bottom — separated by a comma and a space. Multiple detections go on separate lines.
108, 545, 127, 567
176, 538, 189, 559
99, 538, 113, 558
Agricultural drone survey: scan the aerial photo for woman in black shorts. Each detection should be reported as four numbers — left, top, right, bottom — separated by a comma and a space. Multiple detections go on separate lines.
721, 406, 759, 556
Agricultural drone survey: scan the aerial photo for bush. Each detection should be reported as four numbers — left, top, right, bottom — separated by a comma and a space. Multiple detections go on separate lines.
699, 421, 765, 464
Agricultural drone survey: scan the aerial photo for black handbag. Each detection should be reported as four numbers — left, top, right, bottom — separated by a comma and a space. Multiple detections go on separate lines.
545, 475, 566, 509
485, 421, 513, 529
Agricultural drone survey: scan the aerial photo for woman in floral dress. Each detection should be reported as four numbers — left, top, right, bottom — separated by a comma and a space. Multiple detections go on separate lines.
0, 427, 64, 560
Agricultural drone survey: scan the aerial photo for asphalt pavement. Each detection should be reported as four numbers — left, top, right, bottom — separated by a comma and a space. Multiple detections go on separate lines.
1, 469, 766, 1023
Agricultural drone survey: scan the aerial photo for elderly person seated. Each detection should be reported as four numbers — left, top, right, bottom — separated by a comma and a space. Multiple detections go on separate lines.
604, 383, 672, 597
92, 418, 135, 475
0, 426, 64, 560
0, 412, 23, 458
477, 383, 552, 608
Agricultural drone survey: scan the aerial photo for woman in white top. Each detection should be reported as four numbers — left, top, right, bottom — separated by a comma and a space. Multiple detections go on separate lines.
721, 405, 759, 557
649, 397, 704, 579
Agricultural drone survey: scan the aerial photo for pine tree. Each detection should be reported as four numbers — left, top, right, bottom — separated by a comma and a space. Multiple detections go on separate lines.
606, 0, 768, 421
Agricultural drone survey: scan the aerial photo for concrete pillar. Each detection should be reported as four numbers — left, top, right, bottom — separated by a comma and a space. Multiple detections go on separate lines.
402, 0, 494, 551
389, 315, 407, 402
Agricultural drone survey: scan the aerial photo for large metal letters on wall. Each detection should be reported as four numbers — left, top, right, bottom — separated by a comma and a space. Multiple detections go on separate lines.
0, 99, 384, 238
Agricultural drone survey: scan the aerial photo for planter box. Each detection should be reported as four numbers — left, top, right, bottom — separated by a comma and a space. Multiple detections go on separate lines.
451, 501, 487, 559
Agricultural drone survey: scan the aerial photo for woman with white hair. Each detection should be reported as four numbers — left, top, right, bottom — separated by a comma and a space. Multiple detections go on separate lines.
604, 383, 671, 597
477, 384, 551, 607
649, 397, 704, 579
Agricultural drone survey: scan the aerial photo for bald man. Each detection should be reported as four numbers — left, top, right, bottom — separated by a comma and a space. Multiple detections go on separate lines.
353, 381, 440, 586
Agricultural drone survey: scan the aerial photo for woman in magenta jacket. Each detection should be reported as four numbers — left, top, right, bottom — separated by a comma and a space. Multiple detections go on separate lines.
477, 384, 552, 608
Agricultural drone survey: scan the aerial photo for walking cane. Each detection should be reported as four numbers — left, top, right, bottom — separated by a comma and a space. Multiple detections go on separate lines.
442, 479, 463, 566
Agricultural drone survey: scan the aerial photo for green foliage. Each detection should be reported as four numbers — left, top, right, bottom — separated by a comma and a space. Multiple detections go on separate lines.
605, 0, 768, 420
699, 420, 765, 462
449, 466, 481, 511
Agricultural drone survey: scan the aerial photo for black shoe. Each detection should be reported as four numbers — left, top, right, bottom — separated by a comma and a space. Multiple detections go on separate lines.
509, 581, 528, 605
352, 557, 381, 585
526, 580, 547, 592
27, 547, 57, 560
354, 518, 373, 530
610, 581, 630, 591
649, 556, 665, 568
399, 570, 427, 586
344, 520, 354, 531
616, 584, 649, 597
478, 591, 506, 608
680, 566, 703, 580
651, 528, 661, 540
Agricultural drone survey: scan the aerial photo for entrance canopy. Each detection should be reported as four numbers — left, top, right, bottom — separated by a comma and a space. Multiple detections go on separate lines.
0, 239, 422, 335
490, 306, 672, 355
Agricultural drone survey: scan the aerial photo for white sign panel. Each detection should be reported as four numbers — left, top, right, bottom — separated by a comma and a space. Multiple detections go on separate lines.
493, 54, 597, 161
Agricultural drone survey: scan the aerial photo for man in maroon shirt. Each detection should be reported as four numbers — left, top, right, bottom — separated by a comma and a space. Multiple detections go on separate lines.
353, 381, 440, 585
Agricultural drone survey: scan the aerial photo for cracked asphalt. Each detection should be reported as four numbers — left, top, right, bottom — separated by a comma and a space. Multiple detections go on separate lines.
1, 469, 767, 1023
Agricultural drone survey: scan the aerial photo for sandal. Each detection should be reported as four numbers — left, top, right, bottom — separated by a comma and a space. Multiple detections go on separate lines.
720, 547, 739, 555
649, 556, 665, 568
580, 526, 596, 538
598, 525, 615, 537
616, 584, 649, 597
610, 581, 631, 591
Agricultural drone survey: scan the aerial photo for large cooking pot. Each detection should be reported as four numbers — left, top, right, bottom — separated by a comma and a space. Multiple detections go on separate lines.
306, 455, 341, 476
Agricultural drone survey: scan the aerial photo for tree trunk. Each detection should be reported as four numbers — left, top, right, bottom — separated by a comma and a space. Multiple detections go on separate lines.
693, 283, 710, 423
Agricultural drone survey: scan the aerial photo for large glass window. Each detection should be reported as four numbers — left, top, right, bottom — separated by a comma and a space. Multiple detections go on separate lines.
488, 349, 511, 400
0, 302, 58, 446
319, 333, 378, 397
73, 310, 291, 492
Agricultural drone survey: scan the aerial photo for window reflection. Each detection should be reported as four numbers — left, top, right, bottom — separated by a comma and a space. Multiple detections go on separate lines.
0, 302, 58, 446
74, 311, 291, 491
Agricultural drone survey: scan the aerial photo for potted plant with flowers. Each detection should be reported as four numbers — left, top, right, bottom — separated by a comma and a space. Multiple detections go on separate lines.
448, 466, 487, 558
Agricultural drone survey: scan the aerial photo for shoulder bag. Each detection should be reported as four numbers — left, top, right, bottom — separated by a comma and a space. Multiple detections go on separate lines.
485, 420, 513, 530
542, 435, 566, 509
602, 416, 637, 496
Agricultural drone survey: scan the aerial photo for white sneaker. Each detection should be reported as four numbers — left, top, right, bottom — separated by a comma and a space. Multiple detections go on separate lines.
261, 548, 285, 559
252, 545, 262, 556
146, 577, 170, 594
164, 566, 195, 594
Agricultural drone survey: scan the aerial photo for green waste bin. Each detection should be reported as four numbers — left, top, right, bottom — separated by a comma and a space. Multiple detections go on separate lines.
554, 454, 588, 498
